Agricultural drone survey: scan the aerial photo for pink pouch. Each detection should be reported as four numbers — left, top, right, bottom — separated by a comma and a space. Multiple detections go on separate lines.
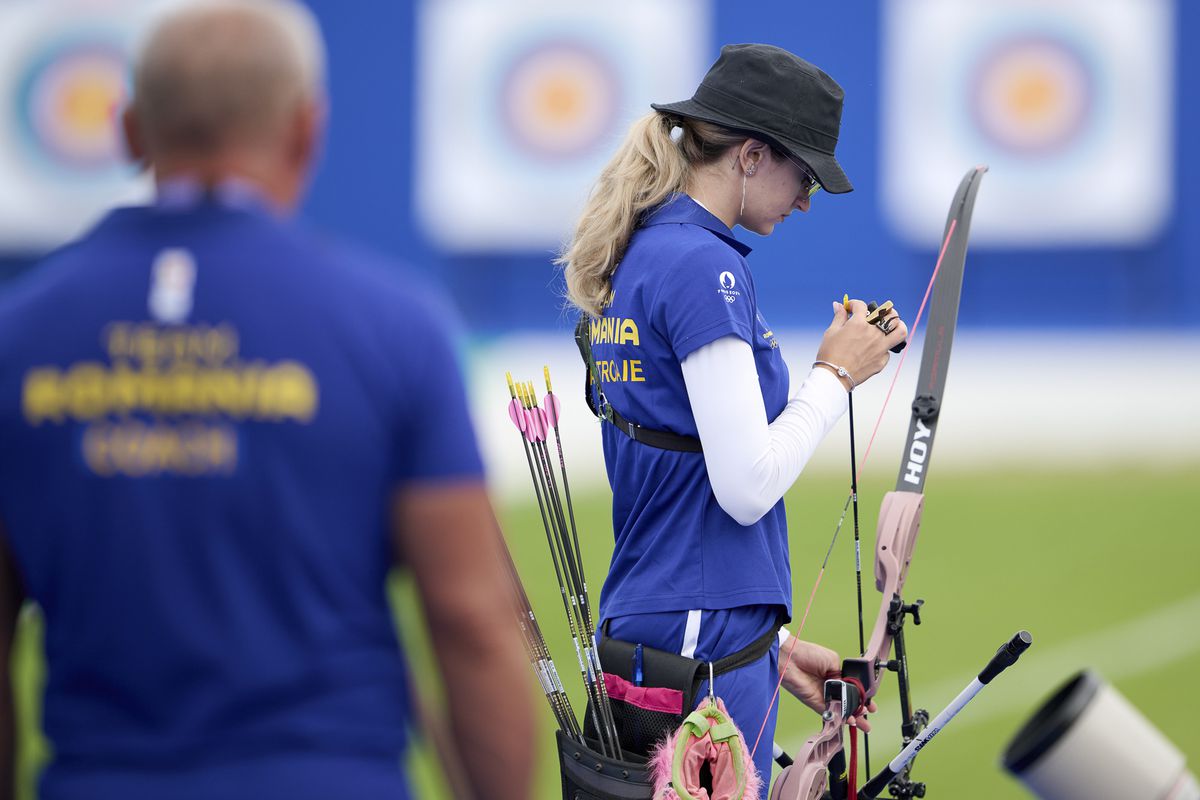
648, 696, 762, 800
604, 672, 685, 715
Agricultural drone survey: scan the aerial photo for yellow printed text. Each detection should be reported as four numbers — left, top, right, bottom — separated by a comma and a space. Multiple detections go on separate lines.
82, 421, 237, 477
590, 317, 641, 347
104, 321, 239, 366
597, 359, 645, 383
22, 361, 319, 425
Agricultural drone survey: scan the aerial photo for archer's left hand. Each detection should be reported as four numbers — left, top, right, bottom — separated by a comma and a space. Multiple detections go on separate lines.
779, 635, 878, 732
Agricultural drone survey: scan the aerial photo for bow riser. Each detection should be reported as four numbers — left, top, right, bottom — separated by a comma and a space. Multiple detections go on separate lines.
844, 490, 926, 701
769, 700, 849, 800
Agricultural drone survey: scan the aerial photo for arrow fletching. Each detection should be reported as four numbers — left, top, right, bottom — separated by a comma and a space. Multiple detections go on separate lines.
544, 391, 562, 428
508, 397, 527, 433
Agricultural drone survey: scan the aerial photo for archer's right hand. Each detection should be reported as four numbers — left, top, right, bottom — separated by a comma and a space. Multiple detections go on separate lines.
813, 299, 908, 390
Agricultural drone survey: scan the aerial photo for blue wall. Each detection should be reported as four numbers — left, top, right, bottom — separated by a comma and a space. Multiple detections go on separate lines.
6, 1, 1196, 333
301, 0, 1198, 334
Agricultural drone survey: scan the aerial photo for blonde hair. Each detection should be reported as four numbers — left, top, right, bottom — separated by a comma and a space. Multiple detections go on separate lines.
132, 0, 326, 155
559, 112, 748, 317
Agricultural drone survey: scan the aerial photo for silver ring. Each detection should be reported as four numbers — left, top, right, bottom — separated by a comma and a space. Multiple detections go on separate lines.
879, 317, 896, 335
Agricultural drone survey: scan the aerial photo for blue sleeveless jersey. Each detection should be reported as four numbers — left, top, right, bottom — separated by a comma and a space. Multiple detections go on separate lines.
591, 194, 792, 621
0, 194, 483, 798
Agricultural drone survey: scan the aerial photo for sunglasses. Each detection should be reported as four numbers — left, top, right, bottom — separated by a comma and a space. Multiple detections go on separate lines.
777, 151, 822, 198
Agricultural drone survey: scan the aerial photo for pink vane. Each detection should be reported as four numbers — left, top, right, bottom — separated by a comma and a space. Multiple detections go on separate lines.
508, 398, 528, 433
543, 392, 562, 428
527, 406, 549, 443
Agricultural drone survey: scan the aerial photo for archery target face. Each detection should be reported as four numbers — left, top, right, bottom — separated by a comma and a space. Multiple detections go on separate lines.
18, 39, 130, 177
0, 2, 176, 250
882, 0, 1174, 248
416, 0, 709, 251
970, 36, 1094, 157
498, 41, 620, 162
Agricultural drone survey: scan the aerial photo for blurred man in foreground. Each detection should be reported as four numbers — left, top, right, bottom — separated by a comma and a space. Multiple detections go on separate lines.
0, 1, 534, 798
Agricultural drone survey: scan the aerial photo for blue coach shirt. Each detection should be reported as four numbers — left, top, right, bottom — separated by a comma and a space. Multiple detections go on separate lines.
592, 194, 792, 621
0, 187, 483, 799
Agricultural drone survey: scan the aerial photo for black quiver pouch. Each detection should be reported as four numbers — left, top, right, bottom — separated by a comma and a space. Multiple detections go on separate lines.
583, 615, 784, 761
557, 730, 653, 800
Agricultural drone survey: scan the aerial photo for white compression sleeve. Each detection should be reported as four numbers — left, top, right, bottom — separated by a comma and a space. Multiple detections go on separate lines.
680, 335, 848, 526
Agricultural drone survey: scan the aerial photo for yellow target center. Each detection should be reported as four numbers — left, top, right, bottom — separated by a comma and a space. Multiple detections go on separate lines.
536, 77, 584, 125
57, 75, 119, 134
1005, 69, 1060, 123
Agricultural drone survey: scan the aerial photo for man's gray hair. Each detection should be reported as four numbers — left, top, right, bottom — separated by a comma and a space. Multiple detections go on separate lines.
131, 0, 326, 153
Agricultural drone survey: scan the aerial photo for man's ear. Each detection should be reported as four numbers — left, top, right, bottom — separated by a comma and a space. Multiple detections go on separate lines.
122, 105, 148, 169
287, 98, 325, 174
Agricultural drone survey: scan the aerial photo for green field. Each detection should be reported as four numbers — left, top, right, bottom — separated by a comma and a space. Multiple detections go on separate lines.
12, 465, 1200, 798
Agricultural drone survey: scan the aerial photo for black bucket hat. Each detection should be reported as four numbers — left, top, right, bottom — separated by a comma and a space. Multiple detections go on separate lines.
651, 43, 853, 194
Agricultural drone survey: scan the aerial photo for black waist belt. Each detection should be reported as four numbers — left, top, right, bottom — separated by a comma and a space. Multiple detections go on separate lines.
606, 404, 703, 453
597, 610, 787, 709
574, 315, 703, 454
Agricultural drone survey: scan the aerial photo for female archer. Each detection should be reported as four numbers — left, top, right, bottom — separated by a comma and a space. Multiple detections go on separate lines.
560, 44, 905, 793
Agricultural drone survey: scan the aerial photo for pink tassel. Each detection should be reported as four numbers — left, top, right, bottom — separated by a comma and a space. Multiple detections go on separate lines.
649, 732, 677, 797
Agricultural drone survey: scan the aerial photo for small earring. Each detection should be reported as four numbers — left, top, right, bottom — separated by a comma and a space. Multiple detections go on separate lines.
747, 164, 756, 177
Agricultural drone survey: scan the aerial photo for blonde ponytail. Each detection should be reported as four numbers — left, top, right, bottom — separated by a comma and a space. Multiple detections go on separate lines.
559, 113, 745, 317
